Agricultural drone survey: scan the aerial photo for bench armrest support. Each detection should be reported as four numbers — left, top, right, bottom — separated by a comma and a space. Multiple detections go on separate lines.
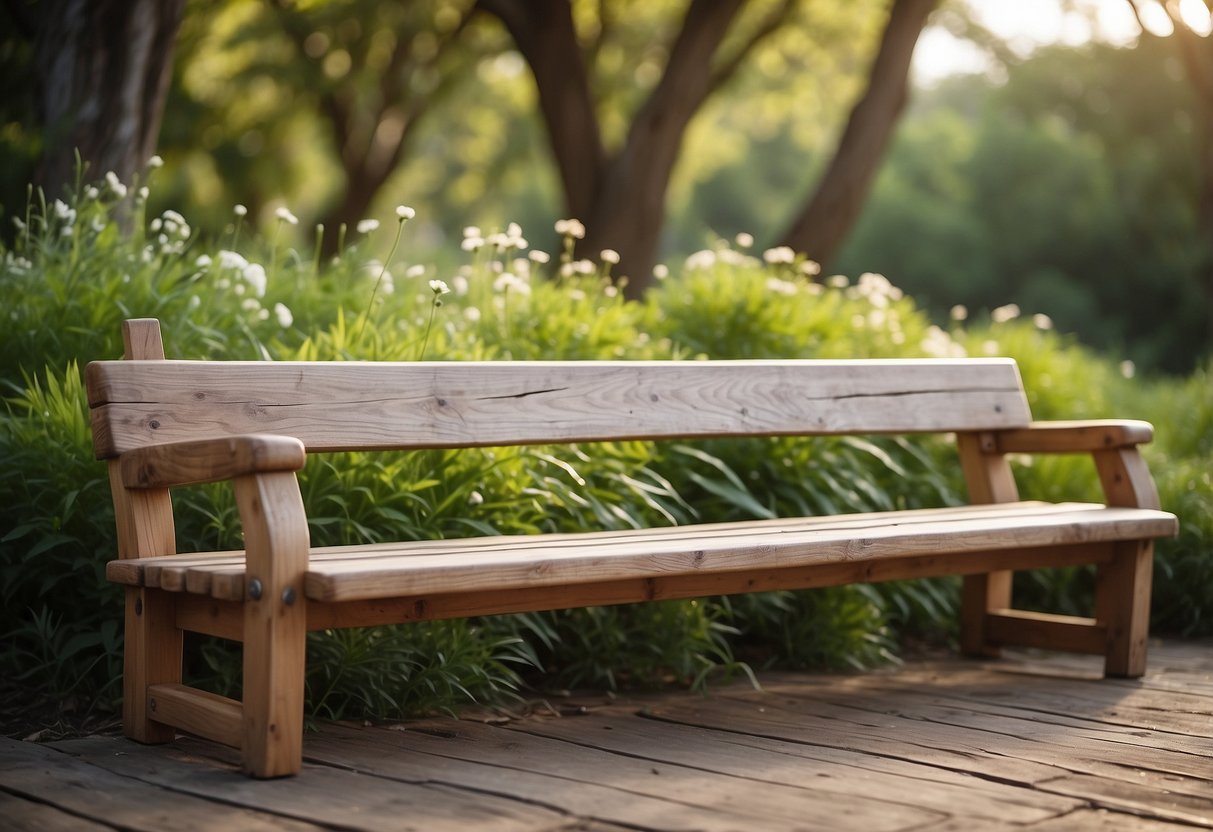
970, 420, 1160, 510
988, 420, 1154, 454
120, 434, 307, 489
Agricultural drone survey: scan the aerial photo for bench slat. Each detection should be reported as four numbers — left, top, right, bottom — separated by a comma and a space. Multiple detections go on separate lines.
105, 503, 1177, 604
87, 359, 1032, 456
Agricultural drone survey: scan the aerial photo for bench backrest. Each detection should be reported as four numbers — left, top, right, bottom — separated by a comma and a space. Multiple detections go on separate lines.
87, 353, 1032, 459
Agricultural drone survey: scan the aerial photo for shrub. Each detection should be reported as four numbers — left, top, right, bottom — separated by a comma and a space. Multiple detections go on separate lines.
2, 178, 1209, 725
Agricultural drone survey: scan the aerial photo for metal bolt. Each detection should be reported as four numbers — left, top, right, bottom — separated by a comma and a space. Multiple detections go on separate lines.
248, 578, 263, 600
149, 698, 157, 713
135, 598, 143, 616
282, 587, 297, 606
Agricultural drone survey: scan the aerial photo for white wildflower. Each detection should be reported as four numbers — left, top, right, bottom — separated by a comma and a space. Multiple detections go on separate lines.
147, 155, 164, 168
493, 272, 530, 295
765, 278, 798, 296
826, 275, 849, 289
800, 260, 822, 276
187, 295, 201, 310
1032, 313, 1053, 330
982, 340, 1001, 355
136, 186, 149, 201
61, 225, 73, 237
762, 246, 795, 265
234, 204, 248, 217
84, 186, 99, 200
685, 249, 717, 271
528, 250, 550, 264
554, 218, 586, 239
950, 304, 968, 322
600, 249, 620, 265
356, 219, 379, 234
242, 263, 267, 297
91, 217, 105, 233
274, 302, 293, 328
991, 303, 1020, 324
12, 217, 25, 231
463, 226, 481, 238
452, 275, 469, 295
104, 171, 127, 198
53, 199, 75, 223
461, 236, 484, 252
429, 279, 451, 296
258, 308, 270, 321
195, 254, 212, 268
735, 232, 754, 249
464, 306, 482, 322
242, 298, 261, 312
1120, 360, 1136, 379
406, 264, 426, 278
150, 218, 162, 233
275, 206, 299, 225
396, 205, 415, 220
653, 263, 670, 280
217, 250, 249, 271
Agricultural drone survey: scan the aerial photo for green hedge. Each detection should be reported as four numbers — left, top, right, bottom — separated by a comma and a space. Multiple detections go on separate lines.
3, 179, 1210, 722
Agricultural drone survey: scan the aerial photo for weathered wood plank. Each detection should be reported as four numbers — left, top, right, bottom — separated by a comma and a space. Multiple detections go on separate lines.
498, 711, 1082, 825
309, 721, 947, 831
1023, 810, 1202, 831
48, 735, 577, 831
0, 737, 319, 831
303, 506, 1177, 602
0, 791, 114, 832
87, 358, 1033, 456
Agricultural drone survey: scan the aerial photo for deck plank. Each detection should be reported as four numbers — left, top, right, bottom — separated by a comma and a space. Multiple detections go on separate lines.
46, 734, 579, 832
307, 720, 945, 831
0, 736, 320, 831
3, 640, 1210, 831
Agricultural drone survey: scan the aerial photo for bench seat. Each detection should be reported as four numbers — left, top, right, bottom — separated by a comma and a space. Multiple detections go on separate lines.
107, 501, 1176, 604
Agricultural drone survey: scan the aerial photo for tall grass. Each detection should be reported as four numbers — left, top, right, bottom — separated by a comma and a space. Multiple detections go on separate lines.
2, 177, 1209, 724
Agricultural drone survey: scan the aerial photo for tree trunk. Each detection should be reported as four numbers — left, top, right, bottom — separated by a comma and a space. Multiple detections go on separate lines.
780, 0, 936, 269
34, 0, 185, 199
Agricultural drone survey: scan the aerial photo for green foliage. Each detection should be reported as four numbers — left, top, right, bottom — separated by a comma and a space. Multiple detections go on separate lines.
2, 178, 1210, 725
838, 37, 1211, 373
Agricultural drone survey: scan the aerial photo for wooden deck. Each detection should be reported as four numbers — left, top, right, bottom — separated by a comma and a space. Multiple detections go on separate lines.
3, 640, 1210, 831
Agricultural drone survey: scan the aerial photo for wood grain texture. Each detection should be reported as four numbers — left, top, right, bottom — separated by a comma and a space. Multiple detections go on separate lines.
995, 420, 1154, 453
147, 683, 243, 748
86, 358, 1033, 456
236, 471, 310, 777
120, 434, 306, 489
1096, 539, 1154, 677
956, 431, 1018, 658
103, 503, 1177, 606
984, 609, 1107, 654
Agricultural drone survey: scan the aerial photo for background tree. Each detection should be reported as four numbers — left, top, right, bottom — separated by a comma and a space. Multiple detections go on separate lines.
2, 0, 185, 203
480, 0, 935, 293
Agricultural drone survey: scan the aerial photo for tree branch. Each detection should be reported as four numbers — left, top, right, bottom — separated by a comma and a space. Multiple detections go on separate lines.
708, 0, 796, 95
779, 0, 937, 267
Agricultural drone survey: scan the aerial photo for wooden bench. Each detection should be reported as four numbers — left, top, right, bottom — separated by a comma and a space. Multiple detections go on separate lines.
87, 318, 1178, 778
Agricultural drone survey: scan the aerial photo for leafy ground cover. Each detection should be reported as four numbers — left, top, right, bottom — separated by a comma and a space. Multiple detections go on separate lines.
2, 169, 1209, 733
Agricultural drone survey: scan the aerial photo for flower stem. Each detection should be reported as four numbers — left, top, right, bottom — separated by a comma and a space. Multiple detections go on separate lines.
356, 217, 406, 346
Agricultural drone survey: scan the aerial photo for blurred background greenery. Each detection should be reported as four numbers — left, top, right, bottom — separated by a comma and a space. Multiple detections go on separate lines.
2, 0, 1211, 372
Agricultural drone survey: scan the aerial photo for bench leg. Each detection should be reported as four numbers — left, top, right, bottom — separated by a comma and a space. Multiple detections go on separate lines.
236, 472, 309, 778
123, 587, 182, 743
1096, 540, 1153, 678
959, 570, 1012, 658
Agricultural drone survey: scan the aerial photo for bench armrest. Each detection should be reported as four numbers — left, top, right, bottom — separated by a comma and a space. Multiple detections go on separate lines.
990, 420, 1154, 454
120, 434, 307, 489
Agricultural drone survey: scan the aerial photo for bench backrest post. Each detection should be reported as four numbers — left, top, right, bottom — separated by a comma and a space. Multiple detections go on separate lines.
956, 431, 1018, 658
108, 318, 176, 559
